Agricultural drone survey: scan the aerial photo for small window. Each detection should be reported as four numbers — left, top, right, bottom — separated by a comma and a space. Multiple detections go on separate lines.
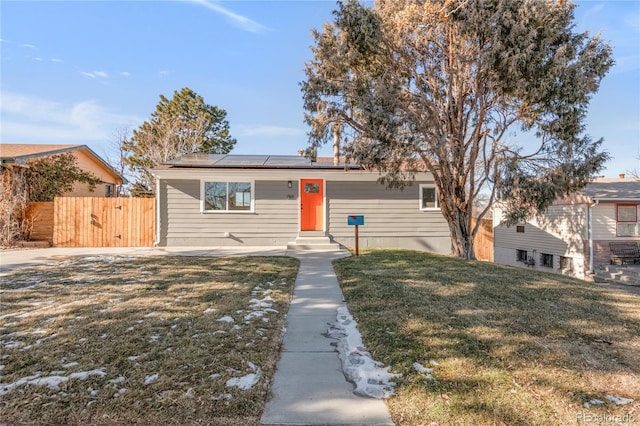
540, 253, 554, 268
616, 204, 639, 236
516, 249, 528, 262
203, 181, 252, 212
559, 256, 573, 272
420, 184, 439, 210
516, 225, 525, 233
304, 183, 320, 193
105, 184, 113, 198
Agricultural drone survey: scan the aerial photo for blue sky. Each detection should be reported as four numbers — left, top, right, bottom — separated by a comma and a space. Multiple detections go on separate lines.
1, 0, 638, 177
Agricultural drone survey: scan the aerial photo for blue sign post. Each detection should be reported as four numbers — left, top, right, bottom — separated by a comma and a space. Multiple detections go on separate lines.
347, 215, 364, 255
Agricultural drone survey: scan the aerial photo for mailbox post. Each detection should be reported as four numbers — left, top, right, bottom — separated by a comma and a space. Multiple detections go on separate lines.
347, 215, 364, 256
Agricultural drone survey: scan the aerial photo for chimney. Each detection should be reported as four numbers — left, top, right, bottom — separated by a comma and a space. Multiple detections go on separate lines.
619, 173, 625, 179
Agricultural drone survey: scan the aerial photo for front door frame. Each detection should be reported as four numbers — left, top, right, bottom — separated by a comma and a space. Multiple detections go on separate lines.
299, 178, 326, 232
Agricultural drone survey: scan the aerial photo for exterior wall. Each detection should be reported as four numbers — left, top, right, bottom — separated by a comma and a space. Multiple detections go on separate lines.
591, 202, 640, 265
326, 181, 451, 253
158, 175, 452, 253
66, 150, 122, 197
493, 204, 588, 279
159, 179, 299, 246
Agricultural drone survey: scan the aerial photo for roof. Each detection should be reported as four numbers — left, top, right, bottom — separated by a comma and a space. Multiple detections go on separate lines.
0, 143, 127, 184
582, 178, 640, 201
163, 154, 361, 169
0, 144, 82, 162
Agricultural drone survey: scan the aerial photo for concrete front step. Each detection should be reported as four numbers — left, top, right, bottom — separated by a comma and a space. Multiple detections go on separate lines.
287, 235, 342, 251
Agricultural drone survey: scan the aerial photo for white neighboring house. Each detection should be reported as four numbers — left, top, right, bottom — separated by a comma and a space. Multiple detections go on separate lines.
493, 176, 640, 280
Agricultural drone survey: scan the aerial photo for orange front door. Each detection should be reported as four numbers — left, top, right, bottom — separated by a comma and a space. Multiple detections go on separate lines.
300, 179, 324, 231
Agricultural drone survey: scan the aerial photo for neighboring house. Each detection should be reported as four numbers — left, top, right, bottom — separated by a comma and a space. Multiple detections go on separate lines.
0, 144, 125, 197
151, 153, 451, 251
493, 176, 640, 279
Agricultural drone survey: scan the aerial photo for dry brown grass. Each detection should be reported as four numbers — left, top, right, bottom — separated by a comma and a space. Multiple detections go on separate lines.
0, 255, 299, 425
334, 249, 640, 426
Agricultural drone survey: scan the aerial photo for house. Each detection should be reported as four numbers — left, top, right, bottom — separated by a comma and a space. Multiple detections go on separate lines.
150, 153, 451, 251
493, 176, 640, 279
0, 144, 125, 197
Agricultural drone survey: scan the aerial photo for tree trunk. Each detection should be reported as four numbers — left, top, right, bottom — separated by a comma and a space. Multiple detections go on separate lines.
445, 208, 476, 260
333, 123, 340, 166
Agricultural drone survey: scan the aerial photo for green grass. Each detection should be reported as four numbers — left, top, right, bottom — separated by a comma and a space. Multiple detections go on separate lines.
0, 255, 299, 425
334, 249, 640, 426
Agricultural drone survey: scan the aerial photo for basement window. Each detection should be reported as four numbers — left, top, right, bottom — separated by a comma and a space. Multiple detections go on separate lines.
540, 253, 554, 268
516, 249, 528, 262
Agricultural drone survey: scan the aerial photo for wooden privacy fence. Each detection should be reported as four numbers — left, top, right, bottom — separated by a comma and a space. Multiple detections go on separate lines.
473, 217, 494, 262
53, 197, 155, 247
25, 202, 55, 243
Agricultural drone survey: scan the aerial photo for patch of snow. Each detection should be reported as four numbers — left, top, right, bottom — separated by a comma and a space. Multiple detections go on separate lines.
128, 356, 139, 361
144, 311, 158, 318
62, 362, 79, 369
0, 365, 4, 371
217, 316, 234, 323
244, 311, 266, 322
413, 362, 434, 374
69, 368, 106, 380
209, 373, 221, 380
327, 306, 401, 399
109, 376, 126, 384
113, 388, 128, 398
144, 373, 159, 385
605, 395, 634, 405
2, 341, 24, 349
584, 399, 605, 408
204, 307, 217, 313
249, 296, 274, 309
225, 362, 261, 390
149, 334, 159, 342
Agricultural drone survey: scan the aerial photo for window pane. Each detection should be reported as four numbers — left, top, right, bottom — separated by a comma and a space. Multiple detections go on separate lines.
617, 205, 637, 222
229, 182, 251, 211
304, 183, 320, 193
422, 187, 437, 208
204, 182, 227, 210
617, 223, 638, 236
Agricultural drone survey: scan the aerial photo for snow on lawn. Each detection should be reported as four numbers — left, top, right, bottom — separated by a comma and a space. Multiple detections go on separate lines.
0, 368, 107, 396
225, 362, 261, 390
327, 306, 401, 399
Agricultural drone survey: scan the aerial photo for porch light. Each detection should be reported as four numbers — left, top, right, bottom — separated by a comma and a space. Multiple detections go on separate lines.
287, 180, 293, 188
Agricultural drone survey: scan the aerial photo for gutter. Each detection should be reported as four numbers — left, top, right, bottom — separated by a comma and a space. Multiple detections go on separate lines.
154, 177, 161, 247
588, 199, 599, 274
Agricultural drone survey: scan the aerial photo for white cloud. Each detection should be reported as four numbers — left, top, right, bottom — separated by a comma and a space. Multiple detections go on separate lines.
20, 43, 36, 49
51, 58, 64, 63
0, 91, 141, 144
237, 125, 304, 138
120, 71, 130, 77
80, 70, 109, 79
186, 0, 269, 33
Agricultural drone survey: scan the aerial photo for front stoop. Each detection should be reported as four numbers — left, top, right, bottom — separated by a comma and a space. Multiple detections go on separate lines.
595, 264, 640, 286
287, 232, 342, 251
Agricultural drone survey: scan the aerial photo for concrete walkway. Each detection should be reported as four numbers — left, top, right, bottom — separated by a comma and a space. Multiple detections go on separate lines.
261, 251, 394, 426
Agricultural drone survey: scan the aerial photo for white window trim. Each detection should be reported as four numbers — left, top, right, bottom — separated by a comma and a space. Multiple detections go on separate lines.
200, 180, 255, 213
419, 184, 440, 211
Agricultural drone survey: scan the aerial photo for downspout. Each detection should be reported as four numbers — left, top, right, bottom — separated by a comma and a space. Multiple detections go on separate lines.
154, 177, 161, 247
588, 199, 599, 274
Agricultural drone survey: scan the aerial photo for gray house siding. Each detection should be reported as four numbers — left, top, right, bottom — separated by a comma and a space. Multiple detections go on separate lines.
159, 179, 298, 246
327, 181, 450, 253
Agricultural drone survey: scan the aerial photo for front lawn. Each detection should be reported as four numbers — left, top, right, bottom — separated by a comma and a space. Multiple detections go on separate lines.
0, 255, 299, 425
334, 250, 640, 425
